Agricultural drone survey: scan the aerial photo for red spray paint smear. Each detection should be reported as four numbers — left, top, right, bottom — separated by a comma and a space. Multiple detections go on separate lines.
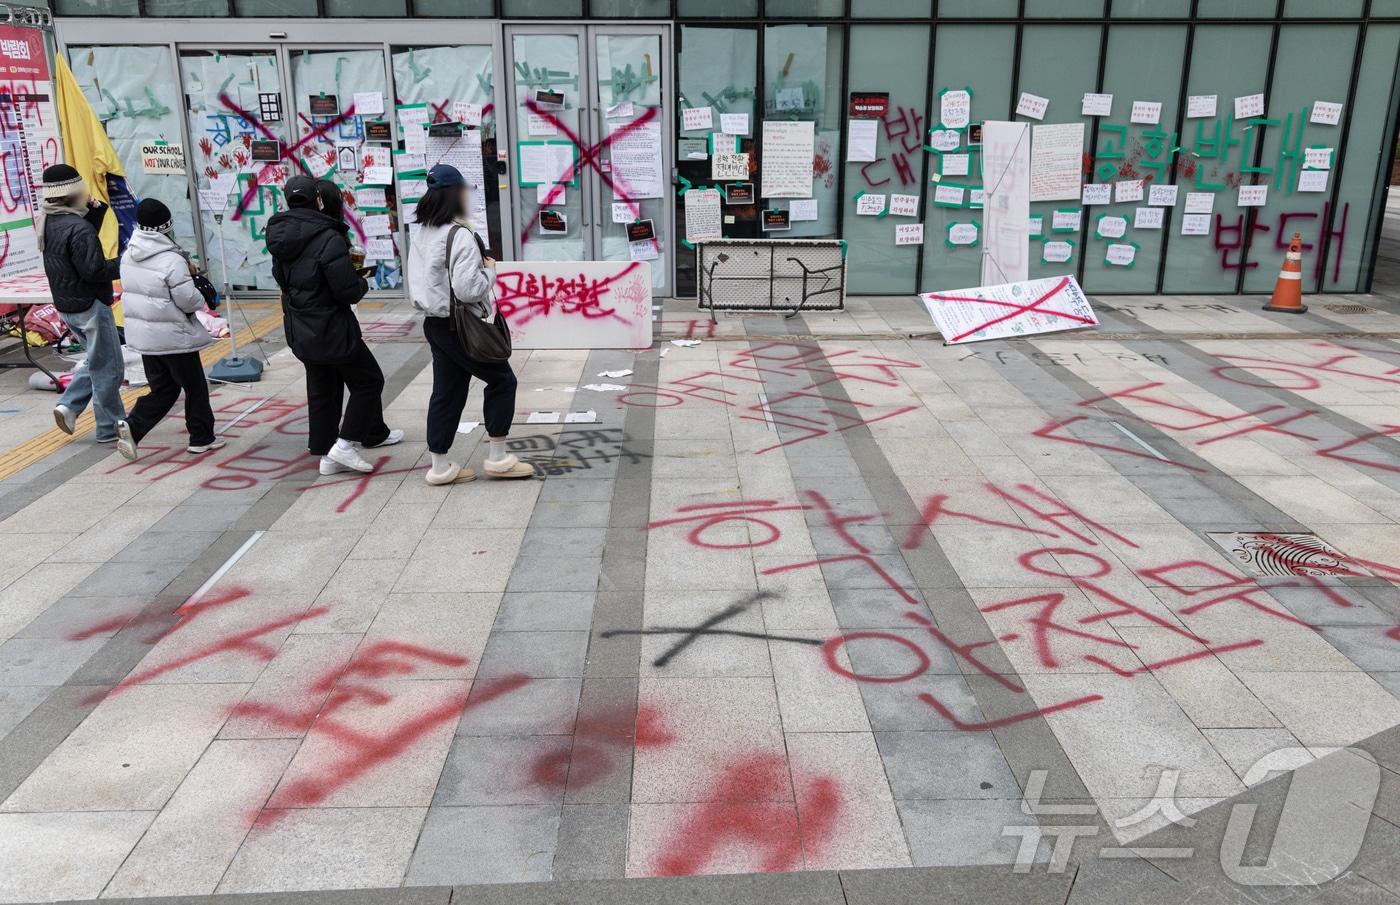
527, 704, 673, 790
652, 752, 840, 877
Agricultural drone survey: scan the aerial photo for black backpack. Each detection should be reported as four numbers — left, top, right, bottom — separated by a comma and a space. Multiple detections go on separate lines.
445, 225, 512, 362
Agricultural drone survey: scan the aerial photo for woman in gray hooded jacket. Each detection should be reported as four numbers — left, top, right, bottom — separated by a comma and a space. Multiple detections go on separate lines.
114, 199, 223, 461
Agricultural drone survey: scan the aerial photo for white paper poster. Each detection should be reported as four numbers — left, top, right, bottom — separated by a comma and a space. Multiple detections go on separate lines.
606, 101, 633, 119
789, 199, 819, 221
1298, 170, 1329, 193
1310, 101, 1343, 126
921, 275, 1097, 345
712, 152, 750, 181
980, 120, 1032, 285
719, 112, 750, 135
889, 193, 920, 217
537, 184, 564, 205
609, 121, 665, 200
520, 142, 576, 186
454, 102, 482, 126
1016, 92, 1049, 121
1081, 184, 1111, 205
527, 112, 558, 136
1042, 241, 1073, 264
847, 119, 879, 163
1096, 215, 1128, 239
760, 119, 815, 198
935, 184, 965, 207
682, 105, 713, 131
1184, 192, 1215, 214
948, 222, 979, 246
895, 224, 924, 246
1234, 93, 1265, 119
1082, 93, 1113, 117
1030, 122, 1084, 202
1052, 209, 1081, 231
929, 129, 961, 152
1114, 179, 1144, 203
1187, 95, 1217, 119
1148, 184, 1178, 207
1134, 207, 1164, 229
1105, 243, 1137, 267
1028, 216, 1043, 237
361, 214, 392, 236
1180, 213, 1212, 236
941, 89, 971, 129
612, 201, 637, 223
1130, 101, 1162, 125
1304, 147, 1333, 170
942, 153, 970, 177
856, 193, 887, 216
1237, 184, 1268, 207
353, 91, 384, 116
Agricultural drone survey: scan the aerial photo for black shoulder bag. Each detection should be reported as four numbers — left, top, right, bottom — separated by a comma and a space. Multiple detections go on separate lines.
445, 225, 512, 362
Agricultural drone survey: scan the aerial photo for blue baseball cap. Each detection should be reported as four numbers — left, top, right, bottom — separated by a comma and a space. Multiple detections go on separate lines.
426, 164, 465, 190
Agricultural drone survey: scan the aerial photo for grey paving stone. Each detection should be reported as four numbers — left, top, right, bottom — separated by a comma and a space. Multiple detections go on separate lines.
539, 477, 618, 502
860, 675, 983, 731
406, 804, 561, 886
457, 677, 582, 736
0, 685, 50, 740
0, 637, 105, 685
895, 797, 1046, 867
530, 500, 614, 527
830, 589, 934, 628
112, 529, 223, 564
77, 888, 452, 905
551, 803, 630, 880
584, 593, 644, 679
217, 807, 427, 894
11, 594, 149, 641
434, 734, 571, 805
875, 730, 1021, 800
494, 592, 597, 631
477, 631, 590, 678
565, 676, 640, 805
517, 527, 609, 559
505, 555, 603, 593
65, 558, 190, 598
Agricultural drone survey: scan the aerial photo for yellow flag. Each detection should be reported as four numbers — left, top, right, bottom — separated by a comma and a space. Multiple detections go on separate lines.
53, 53, 126, 319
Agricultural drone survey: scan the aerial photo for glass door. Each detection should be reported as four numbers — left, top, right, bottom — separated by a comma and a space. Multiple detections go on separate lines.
180, 48, 291, 291
287, 46, 402, 290
504, 23, 673, 296
590, 26, 671, 296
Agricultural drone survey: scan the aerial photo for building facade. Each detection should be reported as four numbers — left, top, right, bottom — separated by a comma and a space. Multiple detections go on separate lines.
44, 1, 1400, 297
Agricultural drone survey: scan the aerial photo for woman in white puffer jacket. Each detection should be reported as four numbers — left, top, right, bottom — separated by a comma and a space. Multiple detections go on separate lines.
114, 198, 223, 461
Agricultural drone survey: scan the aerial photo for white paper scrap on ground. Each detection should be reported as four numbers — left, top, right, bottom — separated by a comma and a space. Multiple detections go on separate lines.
527, 412, 561, 424
598, 369, 633, 378
670, 339, 702, 347
920, 274, 1097, 345
457, 421, 479, 434
565, 410, 598, 423
582, 383, 629, 392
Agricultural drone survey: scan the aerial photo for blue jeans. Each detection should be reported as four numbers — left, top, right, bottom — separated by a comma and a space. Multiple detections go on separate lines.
57, 301, 126, 441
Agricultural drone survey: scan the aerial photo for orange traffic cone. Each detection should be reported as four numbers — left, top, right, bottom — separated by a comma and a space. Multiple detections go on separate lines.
1263, 232, 1308, 314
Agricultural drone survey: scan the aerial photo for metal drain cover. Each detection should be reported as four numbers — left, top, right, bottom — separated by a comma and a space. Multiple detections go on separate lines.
1206, 531, 1366, 578
1323, 304, 1374, 314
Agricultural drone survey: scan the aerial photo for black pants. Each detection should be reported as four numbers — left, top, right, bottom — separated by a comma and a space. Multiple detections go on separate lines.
302, 339, 390, 456
126, 352, 215, 446
423, 315, 517, 454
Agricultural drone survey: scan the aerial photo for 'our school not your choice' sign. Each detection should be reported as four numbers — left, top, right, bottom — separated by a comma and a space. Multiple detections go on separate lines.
140, 143, 186, 176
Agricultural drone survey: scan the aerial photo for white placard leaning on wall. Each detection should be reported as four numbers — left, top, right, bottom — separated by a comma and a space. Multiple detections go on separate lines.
979, 120, 1031, 285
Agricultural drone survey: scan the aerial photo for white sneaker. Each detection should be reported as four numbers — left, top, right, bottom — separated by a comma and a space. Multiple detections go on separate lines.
53, 404, 75, 435
187, 439, 227, 455
321, 444, 374, 475
364, 429, 404, 448
115, 420, 137, 461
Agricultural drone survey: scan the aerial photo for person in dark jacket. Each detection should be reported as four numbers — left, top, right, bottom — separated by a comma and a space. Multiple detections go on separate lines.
264, 175, 400, 475
38, 164, 124, 443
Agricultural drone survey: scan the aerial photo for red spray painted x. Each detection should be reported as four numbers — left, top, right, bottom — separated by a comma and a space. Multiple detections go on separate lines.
927, 276, 1096, 343
519, 99, 658, 246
